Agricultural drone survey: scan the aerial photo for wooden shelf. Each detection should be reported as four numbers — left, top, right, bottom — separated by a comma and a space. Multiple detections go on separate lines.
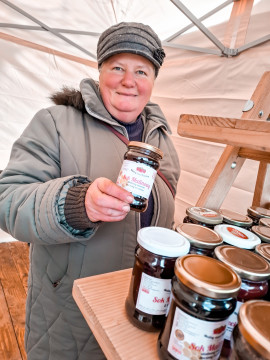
178, 71, 270, 210
72, 269, 160, 360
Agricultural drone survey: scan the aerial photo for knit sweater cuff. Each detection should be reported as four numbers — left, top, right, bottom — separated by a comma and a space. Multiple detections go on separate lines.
64, 183, 99, 230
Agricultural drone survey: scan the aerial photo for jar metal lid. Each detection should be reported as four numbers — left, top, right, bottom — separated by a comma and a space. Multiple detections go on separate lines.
174, 254, 241, 299
259, 217, 270, 227
252, 225, 270, 243
137, 226, 190, 257
214, 245, 270, 281
247, 206, 270, 219
186, 207, 223, 225
255, 243, 270, 262
238, 300, 270, 359
214, 224, 261, 249
219, 209, 253, 227
175, 223, 223, 249
128, 141, 163, 158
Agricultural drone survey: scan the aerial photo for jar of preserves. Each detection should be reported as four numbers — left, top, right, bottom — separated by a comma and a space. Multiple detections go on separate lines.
214, 224, 261, 250
214, 245, 270, 358
255, 243, 270, 301
247, 206, 270, 226
157, 254, 241, 360
183, 206, 223, 229
125, 226, 190, 332
252, 225, 270, 243
175, 223, 223, 257
230, 300, 270, 360
219, 209, 253, 229
116, 141, 163, 212
259, 217, 270, 227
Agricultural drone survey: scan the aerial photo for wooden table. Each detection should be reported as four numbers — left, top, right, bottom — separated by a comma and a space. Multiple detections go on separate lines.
72, 268, 160, 360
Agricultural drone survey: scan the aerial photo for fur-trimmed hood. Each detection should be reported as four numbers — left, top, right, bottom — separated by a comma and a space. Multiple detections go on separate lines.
50, 87, 86, 112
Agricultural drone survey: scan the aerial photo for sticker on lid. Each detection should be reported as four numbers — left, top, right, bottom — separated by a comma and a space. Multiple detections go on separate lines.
214, 224, 261, 249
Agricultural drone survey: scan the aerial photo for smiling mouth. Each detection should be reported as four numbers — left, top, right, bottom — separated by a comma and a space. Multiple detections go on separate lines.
117, 92, 137, 97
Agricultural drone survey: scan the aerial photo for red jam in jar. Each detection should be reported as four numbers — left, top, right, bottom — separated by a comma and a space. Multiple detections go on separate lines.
183, 206, 223, 229
214, 245, 270, 358
255, 243, 270, 301
252, 225, 270, 244
116, 141, 163, 212
247, 206, 270, 226
230, 300, 270, 360
125, 226, 190, 332
219, 209, 253, 229
175, 223, 223, 257
214, 224, 261, 250
157, 255, 241, 360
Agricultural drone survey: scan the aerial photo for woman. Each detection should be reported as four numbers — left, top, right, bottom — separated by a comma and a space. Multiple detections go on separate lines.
0, 22, 180, 359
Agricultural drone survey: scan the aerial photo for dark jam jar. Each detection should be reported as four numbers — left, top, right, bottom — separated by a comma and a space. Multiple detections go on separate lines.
219, 209, 253, 229
252, 225, 270, 244
125, 227, 190, 332
183, 206, 223, 229
255, 243, 270, 301
259, 217, 270, 227
157, 255, 241, 360
214, 224, 261, 250
116, 141, 163, 212
175, 223, 223, 257
247, 206, 270, 226
214, 245, 270, 358
230, 300, 270, 360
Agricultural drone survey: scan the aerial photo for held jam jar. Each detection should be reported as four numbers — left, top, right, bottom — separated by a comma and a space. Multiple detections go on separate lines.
229, 300, 270, 360
125, 226, 190, 332
214, 224, 261, 250
157, 255, 241, 360
219, 209, 253, 229
175, 223, 223, 257
214, 245, 270, 358
247, 206, 270, 226
183, 206, 223, 229
116, 141, 163, 212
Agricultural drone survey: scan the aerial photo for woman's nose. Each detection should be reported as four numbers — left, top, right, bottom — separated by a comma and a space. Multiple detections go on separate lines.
121, 71, 135, 87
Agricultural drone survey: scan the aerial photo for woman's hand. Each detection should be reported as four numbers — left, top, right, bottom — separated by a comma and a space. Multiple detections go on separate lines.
85, 177, 134, 222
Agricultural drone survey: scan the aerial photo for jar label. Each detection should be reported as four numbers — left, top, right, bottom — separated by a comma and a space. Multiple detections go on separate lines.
227, 227, 248, 239
167, 306, 227, 360
116, 160, 157, 198
136, 272, 171, 315
192, 207, 218, 218
224, 301, 242, 341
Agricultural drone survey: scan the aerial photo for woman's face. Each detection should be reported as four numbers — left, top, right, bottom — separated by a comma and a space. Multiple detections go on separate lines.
99, 53, 156, 123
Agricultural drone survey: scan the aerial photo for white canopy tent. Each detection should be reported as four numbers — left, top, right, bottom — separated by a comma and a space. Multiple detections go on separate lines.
0, 0, 269, 239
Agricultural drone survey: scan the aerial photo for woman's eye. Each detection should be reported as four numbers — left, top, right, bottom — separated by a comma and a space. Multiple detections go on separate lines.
113, 66, 123, 71
137, 70, 146, 75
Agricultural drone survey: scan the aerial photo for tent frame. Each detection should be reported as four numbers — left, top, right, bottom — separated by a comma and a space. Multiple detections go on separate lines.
0, 0, 269, 59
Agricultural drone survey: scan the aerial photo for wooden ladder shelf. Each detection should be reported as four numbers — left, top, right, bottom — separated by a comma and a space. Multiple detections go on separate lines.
178, 71, 270, 211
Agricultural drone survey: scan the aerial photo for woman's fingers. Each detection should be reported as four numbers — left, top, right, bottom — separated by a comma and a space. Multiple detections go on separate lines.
85, 177, 134, 222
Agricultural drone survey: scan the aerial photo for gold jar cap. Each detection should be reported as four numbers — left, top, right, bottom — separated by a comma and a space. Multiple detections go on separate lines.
255, 243, 270, 262
128, 141, 163, 158
252, 225, 270, 243
219, 209, 253, 227
238, 300, 270, 359
247, 206, 270, 219
175, 223, 223, 249
214, 245, 270, 281
174, 254, 241, 299
259, 217, 270, 227
186, 207, 223, 225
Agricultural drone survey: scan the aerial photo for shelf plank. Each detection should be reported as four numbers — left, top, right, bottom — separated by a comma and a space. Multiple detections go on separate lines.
178, 114, 270, 152
73, 269, 160, 360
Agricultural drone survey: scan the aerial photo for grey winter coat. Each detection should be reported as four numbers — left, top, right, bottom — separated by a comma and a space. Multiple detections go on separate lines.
0, 78, 180, 359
